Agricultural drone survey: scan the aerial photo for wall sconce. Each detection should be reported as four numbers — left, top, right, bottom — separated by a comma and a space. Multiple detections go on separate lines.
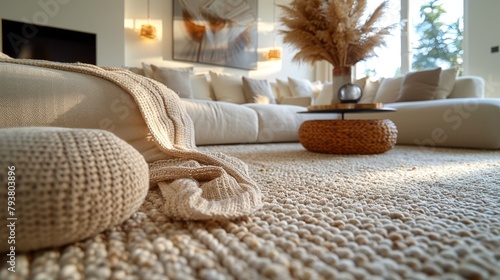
141, 0, 156, 39
141, 24, 156, 39
267, 0, 281, 60
268, 49, 281, 60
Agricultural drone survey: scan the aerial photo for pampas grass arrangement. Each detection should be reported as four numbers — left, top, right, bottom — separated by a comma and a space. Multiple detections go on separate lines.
278, 0, 396, 68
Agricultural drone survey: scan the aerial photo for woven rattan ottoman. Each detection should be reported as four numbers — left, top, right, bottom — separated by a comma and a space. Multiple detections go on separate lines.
298, 104, 398, 154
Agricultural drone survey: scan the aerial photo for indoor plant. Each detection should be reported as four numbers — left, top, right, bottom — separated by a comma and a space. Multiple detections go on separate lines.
279, 0, 396, 102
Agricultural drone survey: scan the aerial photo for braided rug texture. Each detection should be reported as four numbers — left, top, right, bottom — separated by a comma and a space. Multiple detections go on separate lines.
2, 144, 499, 280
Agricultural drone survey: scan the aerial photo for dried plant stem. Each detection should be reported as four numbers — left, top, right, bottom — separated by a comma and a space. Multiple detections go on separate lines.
279, 0, 396, 68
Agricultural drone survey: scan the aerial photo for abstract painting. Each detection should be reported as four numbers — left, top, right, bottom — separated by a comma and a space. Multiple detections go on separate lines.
173, 0, 258, 70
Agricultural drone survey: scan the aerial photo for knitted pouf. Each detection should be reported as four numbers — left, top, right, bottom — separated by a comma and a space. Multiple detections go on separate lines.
0, 127, 149, 252
299, 119, 398, 154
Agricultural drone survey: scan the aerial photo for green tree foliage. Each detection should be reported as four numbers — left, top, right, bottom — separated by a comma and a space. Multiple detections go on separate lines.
412, 0, 463, 73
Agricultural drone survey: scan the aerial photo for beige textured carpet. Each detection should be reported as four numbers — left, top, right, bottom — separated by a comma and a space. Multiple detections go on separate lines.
2, 144, 499, 280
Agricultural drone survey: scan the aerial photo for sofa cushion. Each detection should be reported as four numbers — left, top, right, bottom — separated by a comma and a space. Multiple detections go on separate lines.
181, 99, 259, 145
152, 65, 193, 98
244, 103, 340, 143
142, 62, 154, 78
244, 103, 304, 142
0, 127, 149, 252
287, 77, 324, 99
209, 71, 247, 104
141, 63, 193, 79
288, 77, 315, 97
190, 74, 214, 100
359, 78, 382, 103
313, 82, 338, 105
373, 76, 404, 103
276, 78, 293, 99
448, 76, 485, 99
435, 67, 459, 99
373, 68, 459, 103
242, 76, 276, 104
269, 81, 280, 99
397, 67, 441, 102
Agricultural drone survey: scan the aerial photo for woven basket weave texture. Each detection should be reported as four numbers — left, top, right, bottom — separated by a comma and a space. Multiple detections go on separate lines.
299, 119, 398, 154
0, 127, 149, 252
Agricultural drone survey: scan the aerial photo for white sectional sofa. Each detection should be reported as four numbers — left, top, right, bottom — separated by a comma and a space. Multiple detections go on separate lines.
178, 70, 500, 150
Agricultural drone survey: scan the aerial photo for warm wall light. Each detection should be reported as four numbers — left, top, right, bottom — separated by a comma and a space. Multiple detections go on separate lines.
268, 49, 281, 60
141, 0, 156, 39
141, 24, 156, 39
268, 0, 281, 60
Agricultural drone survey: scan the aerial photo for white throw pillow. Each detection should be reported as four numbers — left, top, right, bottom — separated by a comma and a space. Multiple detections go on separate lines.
354, 77, 368, 90
269, 81, 280, 100
434, 67, 459, 99
311, 80, 324, 99
276, 78, 292, 99
209, 71, 246, 104
373, 76, 404, 103
313, 82, 339, 105
288, 77, 314, 97
190, 74, 213, 100
359, 78, 382, 103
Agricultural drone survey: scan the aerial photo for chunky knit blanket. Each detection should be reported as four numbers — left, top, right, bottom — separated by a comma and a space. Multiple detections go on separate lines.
1, 144, 499, 279
0, 56, 262, 220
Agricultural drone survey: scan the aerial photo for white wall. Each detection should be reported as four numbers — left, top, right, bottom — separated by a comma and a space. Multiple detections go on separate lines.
124, 0, 313, 80
0, 0, 124, 67
465, 0, 500, 97
0, 0, 320, 81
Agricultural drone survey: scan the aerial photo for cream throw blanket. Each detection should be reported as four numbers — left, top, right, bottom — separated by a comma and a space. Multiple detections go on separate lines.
0, 55, 262, 220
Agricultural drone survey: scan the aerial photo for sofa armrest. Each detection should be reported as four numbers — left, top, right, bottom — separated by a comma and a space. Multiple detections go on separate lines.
279, 96, 311, 107
347, 98, 500, 149
181, 99, 259, 145
448, 76, 485, 99
0, 62, 165, 163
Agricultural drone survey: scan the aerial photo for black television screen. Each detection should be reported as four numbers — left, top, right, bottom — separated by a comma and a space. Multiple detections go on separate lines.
1, 19, 96, 64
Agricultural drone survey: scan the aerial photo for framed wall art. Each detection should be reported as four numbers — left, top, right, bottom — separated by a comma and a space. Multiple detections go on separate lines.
172, 0, 258, 70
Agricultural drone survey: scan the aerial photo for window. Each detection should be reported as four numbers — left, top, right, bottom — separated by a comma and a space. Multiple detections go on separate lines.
356, 0, 464, 78
408, 0, 464, 73
355, 0, 401, 79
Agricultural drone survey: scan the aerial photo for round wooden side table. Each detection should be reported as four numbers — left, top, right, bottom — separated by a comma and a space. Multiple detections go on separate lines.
298, 105, 398, 154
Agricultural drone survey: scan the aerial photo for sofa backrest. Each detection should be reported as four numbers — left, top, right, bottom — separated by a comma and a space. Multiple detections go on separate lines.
448, 76, 485, 99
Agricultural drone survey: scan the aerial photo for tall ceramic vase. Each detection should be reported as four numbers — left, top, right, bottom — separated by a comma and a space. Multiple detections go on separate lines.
331, 66, 362, 104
